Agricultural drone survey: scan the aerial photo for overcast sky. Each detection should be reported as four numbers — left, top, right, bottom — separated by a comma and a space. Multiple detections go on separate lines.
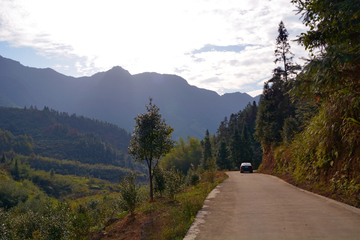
0, 0, 308, 97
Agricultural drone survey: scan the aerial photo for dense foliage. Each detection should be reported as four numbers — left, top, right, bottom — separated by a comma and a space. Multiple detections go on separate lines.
0, 107, 147, 178
215, 101, 261, 169
0, 155, 142, 239
161, 136, 202, 174
128, 99, 175, 201
0, 129, 33, 156
255, 21, 299, 146
0, 106, 131, 149
256, 1, 360, 207
0, 107, 134, 166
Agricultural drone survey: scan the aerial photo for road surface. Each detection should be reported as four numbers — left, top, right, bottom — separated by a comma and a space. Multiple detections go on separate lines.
184, 171, 360, 240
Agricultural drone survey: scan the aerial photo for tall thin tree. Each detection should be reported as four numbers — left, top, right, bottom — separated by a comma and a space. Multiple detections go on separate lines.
274, 21, 294, 82
202, 129, 212, 170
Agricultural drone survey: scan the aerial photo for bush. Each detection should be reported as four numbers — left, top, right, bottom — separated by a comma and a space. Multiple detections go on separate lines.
154, 166, 166, 197
204, 159, 217, 183
0, 202, 72, 240
165, 167, 185, 200
119, 171, 144, 215
0, 180, 29, 209
185, 164, 200, 186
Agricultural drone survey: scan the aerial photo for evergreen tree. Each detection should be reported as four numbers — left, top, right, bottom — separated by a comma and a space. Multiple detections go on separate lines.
50, 168, 55, 179
255, 21, 297, 145
202, 129, 213, 170
274, 21, 294, 82
241, 123, 253, 164
1, 153, 5, 164
13, 158, 20, 181
216, 117, 228, 144
216, 138, 231, 170
230, 127, 243, 169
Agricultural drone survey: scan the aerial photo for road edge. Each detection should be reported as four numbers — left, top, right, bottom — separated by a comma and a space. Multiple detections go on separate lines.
263, 173, 360, 216
183, 175, 228, 240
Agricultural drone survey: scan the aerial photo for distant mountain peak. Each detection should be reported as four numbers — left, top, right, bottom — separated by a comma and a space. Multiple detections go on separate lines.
1, 55, 260, 139
99, 66, 132, 86
107, 66, 131, 76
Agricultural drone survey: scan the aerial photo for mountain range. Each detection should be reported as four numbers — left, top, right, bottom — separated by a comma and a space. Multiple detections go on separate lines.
0, 55, 260, 139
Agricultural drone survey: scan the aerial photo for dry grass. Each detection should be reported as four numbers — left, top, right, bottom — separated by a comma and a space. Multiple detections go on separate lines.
87, 171, 228, 240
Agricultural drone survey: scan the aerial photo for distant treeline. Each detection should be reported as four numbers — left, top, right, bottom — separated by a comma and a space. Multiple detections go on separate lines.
24, 153, 147, 183
0, 106, 131, 152
0, 107, 148, 172
215, 101, 262, 169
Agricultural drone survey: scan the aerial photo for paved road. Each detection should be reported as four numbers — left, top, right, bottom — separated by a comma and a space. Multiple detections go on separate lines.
184, 172, 360, 240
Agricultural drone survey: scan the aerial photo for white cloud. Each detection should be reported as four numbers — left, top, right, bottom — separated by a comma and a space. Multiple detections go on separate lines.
0, 0, 309, 94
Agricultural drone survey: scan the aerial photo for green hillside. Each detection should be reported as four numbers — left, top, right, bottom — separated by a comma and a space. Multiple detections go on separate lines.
255, 1, 360, 207
0, 107, 147, 176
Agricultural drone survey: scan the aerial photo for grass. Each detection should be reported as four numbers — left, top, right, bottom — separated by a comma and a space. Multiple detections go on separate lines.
88, 171, 228, 240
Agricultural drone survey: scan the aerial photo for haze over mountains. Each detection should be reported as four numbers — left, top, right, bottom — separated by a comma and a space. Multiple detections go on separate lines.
0, 55, 260, 139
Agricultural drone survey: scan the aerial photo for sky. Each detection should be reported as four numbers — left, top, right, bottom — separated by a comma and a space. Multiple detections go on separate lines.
0, 0, 309, 97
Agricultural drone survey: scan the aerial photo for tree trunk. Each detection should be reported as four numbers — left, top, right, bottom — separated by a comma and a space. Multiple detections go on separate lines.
149, 164, 153, 201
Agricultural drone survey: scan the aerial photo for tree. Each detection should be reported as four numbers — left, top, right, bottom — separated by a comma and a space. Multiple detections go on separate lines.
128, 99, 175, 201
201, 129, 213, 170
50, 168, 55, 179
1, 153, 5, 164
216, 138, 231, 170
241, 123, 253, 165
164, 167, 184, 200
274, 21, 294, 82
287, 0, 360, 184
153, 166, 166, 197
118, 171, 142, 216
290, 0, 360, 99
160, 136, 202, 174
12, 158, 20, 181
230, 127, 243, 169
255, 21, 297, 145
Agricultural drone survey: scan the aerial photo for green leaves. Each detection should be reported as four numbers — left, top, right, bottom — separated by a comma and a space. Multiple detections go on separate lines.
128, 98, 175, 200
128, 99, 175, 163
291, 0, 360, 99
118, 171, 145, 215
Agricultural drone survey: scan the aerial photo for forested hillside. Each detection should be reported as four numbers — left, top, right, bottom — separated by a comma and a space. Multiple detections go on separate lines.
255, 0, 360, 207
215, 101, 262, 169
0, 107, 146, 177
160, 101, 261, 176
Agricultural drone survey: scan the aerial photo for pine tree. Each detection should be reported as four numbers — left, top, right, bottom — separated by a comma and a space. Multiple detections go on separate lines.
216, 138, 231, 170
13, 158, 20, 181
50, 168, 55, 179
241, 123, 253, 165
202, 129, 213, 170
230, 127, 243, 169
255, 21, 297, 145
0, 153, 5, 164
274, 21, 294, 82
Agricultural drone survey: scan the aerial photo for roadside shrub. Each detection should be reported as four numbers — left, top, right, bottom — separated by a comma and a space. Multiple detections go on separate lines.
165, 167, 185, 200
204, 159, 217, 183
185, 164, 200, 186
154, 166, 166, 197
119, 171, 144, 215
